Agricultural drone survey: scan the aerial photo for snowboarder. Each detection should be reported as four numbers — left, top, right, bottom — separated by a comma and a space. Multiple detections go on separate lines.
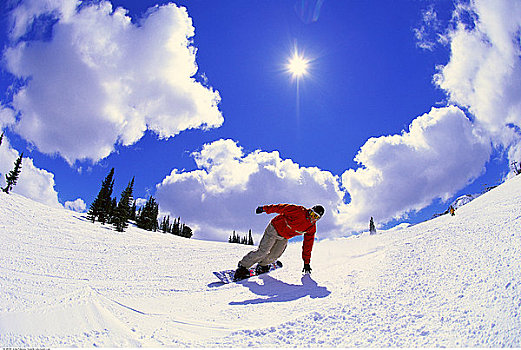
234, 204, 325, 280
449, 205, 455, 216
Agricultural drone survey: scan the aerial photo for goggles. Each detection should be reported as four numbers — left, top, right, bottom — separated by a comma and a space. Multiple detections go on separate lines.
309, 209, 321, 221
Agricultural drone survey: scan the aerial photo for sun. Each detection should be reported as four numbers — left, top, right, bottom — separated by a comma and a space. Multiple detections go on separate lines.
286, 52, 309, 79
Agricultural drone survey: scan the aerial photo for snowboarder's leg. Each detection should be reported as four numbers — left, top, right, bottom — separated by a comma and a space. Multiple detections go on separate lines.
258, 236, 287, 266
239, 223, 278, 269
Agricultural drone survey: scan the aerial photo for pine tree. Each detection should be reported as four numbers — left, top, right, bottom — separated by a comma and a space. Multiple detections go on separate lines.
228, 230, 254, 245
181, 225, 193, 238
2, 152, 23, 194
87, 168, 115, 224
160, 215, 172, 233
130, 200, 137, 221
136, 196, 159, 231
369, 217, 377, 235
228, 230, 251, 245
160, 216, 166, 233
108, 197, 117, 223
248, 229, 254, 245
113, 177, 134, 232
172, 217, 180, 236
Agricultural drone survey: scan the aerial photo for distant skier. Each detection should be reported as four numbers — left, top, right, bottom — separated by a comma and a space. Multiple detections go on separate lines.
450, 205, 455, 216
234, 204, 325, 280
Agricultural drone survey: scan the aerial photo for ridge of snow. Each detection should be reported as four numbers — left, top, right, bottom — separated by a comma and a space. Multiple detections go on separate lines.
1, 176, 521, 347
450, 193, 481, 210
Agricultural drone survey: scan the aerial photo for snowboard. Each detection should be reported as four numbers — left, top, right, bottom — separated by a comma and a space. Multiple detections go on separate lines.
213, 261, 283, 284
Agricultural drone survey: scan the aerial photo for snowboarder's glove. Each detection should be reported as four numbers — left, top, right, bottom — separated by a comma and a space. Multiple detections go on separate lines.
255, 206, 264, 214
303, 264, 312, 274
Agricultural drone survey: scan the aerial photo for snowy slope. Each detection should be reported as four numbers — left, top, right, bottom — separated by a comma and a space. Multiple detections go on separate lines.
451, 193, 480, 209
1, 176, 521, 347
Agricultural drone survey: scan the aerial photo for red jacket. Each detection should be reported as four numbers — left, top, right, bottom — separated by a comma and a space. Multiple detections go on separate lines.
262, 204, 316, 264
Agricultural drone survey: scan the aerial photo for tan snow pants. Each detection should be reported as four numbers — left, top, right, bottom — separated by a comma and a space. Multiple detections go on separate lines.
239, 223, 288, 268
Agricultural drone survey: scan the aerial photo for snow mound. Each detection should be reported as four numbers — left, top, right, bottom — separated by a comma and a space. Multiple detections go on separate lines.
1, 176, 521, 347
451, 193, 481, 209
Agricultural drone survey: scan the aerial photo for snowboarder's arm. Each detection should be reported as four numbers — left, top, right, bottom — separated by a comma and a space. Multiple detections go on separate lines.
302, 230, 315, 265
262, 204, 301, 215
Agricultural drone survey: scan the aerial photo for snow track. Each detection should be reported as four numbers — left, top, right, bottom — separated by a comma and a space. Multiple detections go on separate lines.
1, 176, 521, 346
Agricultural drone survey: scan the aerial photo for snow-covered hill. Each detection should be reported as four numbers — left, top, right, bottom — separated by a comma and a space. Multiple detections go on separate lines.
1, 176, 521, 347
451, 193, 481, 209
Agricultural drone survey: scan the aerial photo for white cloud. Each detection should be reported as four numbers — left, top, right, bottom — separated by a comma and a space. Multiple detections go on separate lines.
340, 106, 491, 230
0, 107, 16, 128
338, 0, 521, 232
4, 0, 223, 164
434, 0, 521, 158
7, 0, 79, 42
64, 198, 86, 212
414, 5, 444, 51
155, 139, 347, 241
154, 109, 492, 239
0, 136, 61, 208
135, 197, 148, 208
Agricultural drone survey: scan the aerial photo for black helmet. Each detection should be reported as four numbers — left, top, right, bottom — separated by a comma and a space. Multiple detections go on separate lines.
311, 205, 325, 218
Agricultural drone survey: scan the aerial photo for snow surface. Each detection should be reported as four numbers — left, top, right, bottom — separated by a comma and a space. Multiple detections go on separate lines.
1, 176, 521, 347
451, 193, 480, 210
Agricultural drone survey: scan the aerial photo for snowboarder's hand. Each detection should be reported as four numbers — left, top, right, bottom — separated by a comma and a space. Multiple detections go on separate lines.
255, 206, 264, 214
303, 264, 312, 274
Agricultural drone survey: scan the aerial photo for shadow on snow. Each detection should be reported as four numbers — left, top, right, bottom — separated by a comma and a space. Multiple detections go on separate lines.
230, 274, 331, 305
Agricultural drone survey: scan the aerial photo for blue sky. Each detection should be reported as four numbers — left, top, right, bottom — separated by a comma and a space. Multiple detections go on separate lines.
1, 0, 520, 241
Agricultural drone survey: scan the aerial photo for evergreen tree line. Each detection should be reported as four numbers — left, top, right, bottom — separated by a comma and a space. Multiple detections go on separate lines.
88, 168, 192, 237
135, 195, 159, 232
87, 168, 135, 232
159, 215, 193, 238
0, 132, 24, 194
229, 230, 254, 245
